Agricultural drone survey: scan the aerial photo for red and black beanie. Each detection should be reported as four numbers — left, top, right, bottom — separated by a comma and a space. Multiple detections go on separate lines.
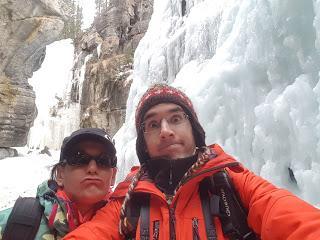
135, 84, 206, 164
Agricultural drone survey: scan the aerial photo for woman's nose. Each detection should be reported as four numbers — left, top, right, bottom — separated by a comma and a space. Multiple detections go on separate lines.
87, 159, 98, 173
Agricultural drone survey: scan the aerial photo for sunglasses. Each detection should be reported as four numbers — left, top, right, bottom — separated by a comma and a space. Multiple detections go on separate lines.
63, 151, 116, 168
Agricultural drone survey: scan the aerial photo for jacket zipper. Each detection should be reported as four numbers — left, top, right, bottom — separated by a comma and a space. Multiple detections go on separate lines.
169, 206, 176, 240
169, 160, 173, 185
153, 220, 160, 240
192, 218, 200, 240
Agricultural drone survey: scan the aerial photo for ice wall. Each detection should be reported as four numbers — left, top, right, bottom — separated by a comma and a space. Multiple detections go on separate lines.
115, 0, 320, 206
28, 40, 79, 150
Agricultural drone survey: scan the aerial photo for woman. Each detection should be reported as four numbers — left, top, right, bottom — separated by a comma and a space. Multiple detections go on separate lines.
0, 128, 117, 239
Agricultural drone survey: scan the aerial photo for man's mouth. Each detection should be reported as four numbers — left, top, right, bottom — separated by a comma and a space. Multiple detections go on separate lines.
159, 142, 182, 150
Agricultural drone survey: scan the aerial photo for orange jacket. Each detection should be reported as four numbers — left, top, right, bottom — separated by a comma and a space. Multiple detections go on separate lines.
64, 144, 320, 240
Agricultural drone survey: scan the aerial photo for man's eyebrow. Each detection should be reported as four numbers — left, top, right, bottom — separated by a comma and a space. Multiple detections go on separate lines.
143, 106, 184, 121
143, 112, 157, 121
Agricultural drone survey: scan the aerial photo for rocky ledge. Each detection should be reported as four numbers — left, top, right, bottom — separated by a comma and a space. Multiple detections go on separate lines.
0, 0, 65, 158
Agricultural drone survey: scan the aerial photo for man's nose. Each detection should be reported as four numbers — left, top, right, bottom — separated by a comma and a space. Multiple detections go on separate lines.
87, 159, 98, 173
159, 119, 174, 138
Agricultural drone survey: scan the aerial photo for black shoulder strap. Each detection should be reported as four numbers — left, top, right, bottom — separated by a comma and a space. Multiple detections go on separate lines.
199, 183, 217, 240
2, 197, 44, 240
139, 195, 150, 240
125, 193, 150, 240
200, 171, 258, 240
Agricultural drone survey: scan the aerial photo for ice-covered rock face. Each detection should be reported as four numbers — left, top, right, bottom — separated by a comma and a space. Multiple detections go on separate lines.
0, 0, 64, 150
75, 0, 154, 136
27, 0, 154, 151
115, 0, 320, 206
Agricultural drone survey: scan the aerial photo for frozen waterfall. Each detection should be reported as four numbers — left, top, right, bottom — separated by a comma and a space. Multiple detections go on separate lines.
115, 0, 320, 207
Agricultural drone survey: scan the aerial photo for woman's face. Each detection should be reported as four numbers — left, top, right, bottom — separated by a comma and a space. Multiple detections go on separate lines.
57, 141, 116, 206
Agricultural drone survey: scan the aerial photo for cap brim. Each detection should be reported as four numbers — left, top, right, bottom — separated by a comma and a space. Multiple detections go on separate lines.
62, 133, 116, 158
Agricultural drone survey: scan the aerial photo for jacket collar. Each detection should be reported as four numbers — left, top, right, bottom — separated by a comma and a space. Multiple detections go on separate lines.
146, 154, 198, 195
37, 180, 109, 234
111, 144, 243, 205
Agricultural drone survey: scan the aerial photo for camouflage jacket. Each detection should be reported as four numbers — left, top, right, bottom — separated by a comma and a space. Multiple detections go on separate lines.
0, 180, 92, 240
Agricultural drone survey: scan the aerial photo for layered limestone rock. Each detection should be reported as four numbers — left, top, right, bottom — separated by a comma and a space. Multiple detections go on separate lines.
0, 0, 64, 156
80, 53, 133, 136
72, 0, 153, 136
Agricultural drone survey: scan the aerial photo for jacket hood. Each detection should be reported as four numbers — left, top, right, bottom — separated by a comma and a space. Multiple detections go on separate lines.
37, 180, 109, 236
37, 180, 71, 236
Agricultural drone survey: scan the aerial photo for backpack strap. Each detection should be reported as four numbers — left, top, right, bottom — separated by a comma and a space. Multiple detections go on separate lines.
2, 197, 44, 240
140, 195, 150, 240
124, 193, 150, 240
199, 183, 217, 240
200, 170, 258, 240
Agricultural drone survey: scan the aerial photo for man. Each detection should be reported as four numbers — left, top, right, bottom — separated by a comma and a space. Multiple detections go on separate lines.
64, 84, 320, 240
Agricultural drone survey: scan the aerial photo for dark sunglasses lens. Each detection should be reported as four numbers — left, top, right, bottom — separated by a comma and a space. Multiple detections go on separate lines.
66, 151, 90, 166
96, 154, 116, 168
66, 151, 115, 167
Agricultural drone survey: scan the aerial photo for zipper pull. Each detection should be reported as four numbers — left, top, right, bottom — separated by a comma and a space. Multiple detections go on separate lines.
166, 195, 173, 205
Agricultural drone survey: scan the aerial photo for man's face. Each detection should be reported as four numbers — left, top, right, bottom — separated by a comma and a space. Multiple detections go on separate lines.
142, 103, 196, 160
57, 141, 116, 207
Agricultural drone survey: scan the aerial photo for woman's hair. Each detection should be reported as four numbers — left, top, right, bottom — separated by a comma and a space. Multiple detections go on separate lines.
50, 162, 66, 181
119, 147, 212, 236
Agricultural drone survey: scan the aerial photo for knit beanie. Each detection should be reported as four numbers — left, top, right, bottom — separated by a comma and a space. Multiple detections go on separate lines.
135, 84, 206, 165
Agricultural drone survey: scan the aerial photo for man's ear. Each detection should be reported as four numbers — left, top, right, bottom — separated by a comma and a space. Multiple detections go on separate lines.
55, 165, 65, 187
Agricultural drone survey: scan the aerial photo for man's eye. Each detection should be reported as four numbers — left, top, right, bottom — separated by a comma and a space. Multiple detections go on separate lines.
170, 114, 183, 124
147, 121, 160, 130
